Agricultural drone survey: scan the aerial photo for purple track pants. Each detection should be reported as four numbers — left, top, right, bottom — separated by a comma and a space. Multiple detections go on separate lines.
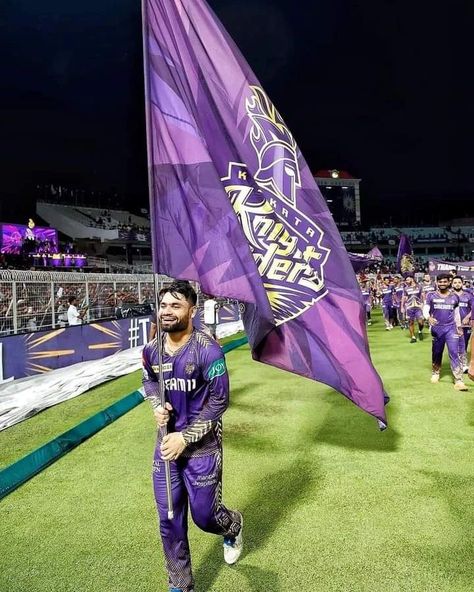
153, 449, 241, 592
431, 324, 463, 380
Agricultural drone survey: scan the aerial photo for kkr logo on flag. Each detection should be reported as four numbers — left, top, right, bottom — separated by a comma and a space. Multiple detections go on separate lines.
400, 254, 415, 273
221, 86, 330, 325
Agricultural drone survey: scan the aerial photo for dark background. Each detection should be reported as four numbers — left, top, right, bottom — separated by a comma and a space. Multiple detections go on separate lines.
1, 0, 473, 225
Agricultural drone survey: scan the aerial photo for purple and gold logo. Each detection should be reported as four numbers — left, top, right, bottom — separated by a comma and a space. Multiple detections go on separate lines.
221, 86, 330, 325
400, 254, 415, 274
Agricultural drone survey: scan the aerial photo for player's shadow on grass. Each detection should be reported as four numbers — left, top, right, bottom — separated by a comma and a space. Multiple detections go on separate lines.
193, 455, 317, 592
409, 469, 474, 586
313, 391, 400, 452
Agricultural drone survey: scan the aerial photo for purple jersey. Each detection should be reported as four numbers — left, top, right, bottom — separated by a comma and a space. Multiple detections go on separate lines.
422, 282, 435, 299
454, 290, 473, 323
142, 330, 229, 458
380, 286, 394, 305
361, 289, 371, 305
393, 286, 404, 308
404, 284, 423, 309
425, 291, 460, 326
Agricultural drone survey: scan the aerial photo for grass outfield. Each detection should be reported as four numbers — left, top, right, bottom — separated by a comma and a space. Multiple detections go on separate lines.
1, 310, 473, 592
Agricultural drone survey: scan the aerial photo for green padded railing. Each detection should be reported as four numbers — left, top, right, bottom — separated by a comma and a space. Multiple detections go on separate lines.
0, 335, 249, 500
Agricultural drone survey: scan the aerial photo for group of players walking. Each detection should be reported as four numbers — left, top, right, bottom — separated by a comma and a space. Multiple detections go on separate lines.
141, 274, 472, 592
360, 271, 473, 391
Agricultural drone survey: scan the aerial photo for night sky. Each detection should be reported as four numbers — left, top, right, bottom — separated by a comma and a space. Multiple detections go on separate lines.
1, 0, 472, 225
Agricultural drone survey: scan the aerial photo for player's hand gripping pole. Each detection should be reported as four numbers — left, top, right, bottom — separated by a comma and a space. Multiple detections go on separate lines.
154, 274, 174, 520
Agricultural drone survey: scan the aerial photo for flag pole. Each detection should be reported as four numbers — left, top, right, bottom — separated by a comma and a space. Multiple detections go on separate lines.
141, 0, 174, 520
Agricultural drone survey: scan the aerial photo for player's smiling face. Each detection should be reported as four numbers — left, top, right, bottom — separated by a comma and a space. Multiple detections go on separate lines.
159, 292, 196, 333
436, 278, 450, 292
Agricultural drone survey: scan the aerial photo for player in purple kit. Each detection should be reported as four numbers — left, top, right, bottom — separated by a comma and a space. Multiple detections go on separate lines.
421, 273, 435, 300
379, 277, 394, 330
423, 274, 468, 391
402, 275, 424, 343
360, 281, 372, 325
393, 276, 406, 329
451, 276, 473, 372
142, 280, 243, 592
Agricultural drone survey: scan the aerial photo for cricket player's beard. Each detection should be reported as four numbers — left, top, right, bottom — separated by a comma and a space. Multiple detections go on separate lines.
159, 317, 189, 333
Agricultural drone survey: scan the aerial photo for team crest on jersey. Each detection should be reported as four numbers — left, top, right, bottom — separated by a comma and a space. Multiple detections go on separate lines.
185, 361, 196, 376
221, 86, 330, 325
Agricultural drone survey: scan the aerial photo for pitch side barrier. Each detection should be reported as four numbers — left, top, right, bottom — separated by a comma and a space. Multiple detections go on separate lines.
0, 336, 248, 500
0, 315, 153, 382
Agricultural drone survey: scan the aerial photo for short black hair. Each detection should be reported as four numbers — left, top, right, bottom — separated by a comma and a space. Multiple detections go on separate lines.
159, 280, 197, 306
452, 275, 463, 282
436, 274, 452, 281
68, 295, 77, 304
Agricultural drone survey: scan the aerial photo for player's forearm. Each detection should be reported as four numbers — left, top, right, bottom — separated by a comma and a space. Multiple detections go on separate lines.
182, 418, 216, 445
422, 304, 430, 320
142, 379, 160, 408
454, 308, 461, 328
182, 383, 229, 444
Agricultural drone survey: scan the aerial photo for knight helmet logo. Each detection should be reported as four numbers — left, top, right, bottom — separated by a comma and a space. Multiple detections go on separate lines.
221, 86, 330, 326
400, 254, 415, 273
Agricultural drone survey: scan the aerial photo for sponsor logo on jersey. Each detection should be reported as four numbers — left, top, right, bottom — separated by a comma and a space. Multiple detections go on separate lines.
152, 363, 173, 373
164, 377, 197, 392
207, 358, 227, 381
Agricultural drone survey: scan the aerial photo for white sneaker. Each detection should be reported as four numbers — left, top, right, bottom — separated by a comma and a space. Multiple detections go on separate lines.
223, 512, 243, 565
454, 381, 468, 392
430, 373, 440, 384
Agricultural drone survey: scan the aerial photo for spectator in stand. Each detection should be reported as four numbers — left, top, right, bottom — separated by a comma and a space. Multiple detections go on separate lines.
67, 296, 88, 326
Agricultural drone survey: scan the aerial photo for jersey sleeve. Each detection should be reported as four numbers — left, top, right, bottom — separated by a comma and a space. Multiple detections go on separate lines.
425, 291, 434, 312
182, 343, 229, 446
142, 344, 160, 408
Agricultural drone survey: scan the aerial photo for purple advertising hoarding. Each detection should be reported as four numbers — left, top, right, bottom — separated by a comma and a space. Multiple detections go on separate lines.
0, 316, 152, 381
0, 223, 58, 254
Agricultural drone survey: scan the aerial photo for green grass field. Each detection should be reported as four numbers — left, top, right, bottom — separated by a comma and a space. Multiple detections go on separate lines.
1, 311, 473, 592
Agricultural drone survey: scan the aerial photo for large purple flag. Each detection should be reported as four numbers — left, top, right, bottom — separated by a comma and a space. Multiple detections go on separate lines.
143, 0, 388, 424
348, 247, 383, 272
367, 246, 383, 260
397, 234, 414, 275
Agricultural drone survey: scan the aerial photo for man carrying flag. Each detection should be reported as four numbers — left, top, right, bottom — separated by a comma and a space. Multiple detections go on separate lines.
402, 275, 424, 343
142, 1, 389, 588
143, 280, 243, 592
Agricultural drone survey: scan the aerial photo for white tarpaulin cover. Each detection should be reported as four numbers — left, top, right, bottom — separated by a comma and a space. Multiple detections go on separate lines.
0, 347, 143, 431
